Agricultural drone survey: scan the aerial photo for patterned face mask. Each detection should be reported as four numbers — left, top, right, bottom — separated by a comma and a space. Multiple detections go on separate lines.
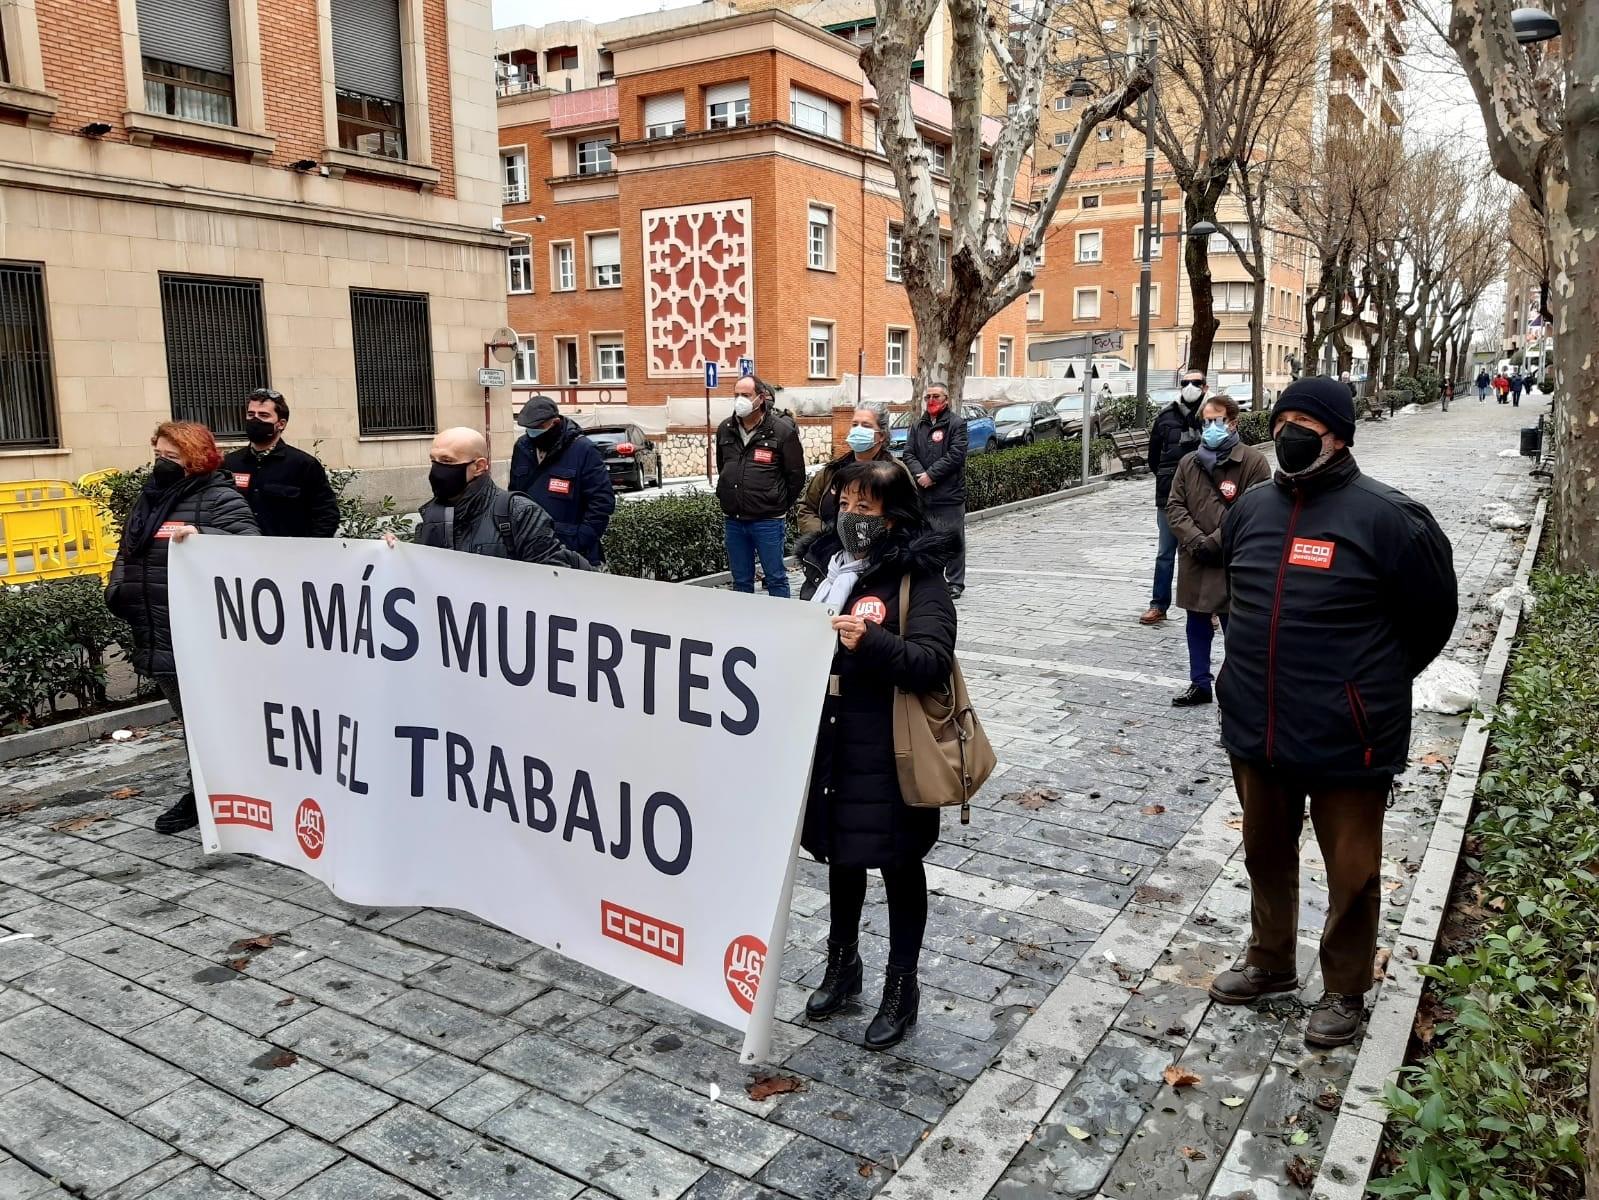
838, 512, 887, 557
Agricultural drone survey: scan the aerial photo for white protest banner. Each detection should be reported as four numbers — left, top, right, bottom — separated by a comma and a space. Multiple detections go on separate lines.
167, 535, 835, 1061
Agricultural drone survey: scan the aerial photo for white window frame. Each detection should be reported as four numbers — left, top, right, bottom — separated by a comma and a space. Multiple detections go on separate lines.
1215, 341, 1249, 372
1026, 290, 1044, 322
1075, 229, 1102, 263
512, 335, 538, 383
643, 90, 686, 139
966, 336, 981, 377
807, 203, 835, 272
593, 334, 626, 382
506, 241, 533, 294
1216, 281, 1254, 312
551, 240, 576, 292
706, 81, 750, 129
789, 85, 842, 140
554, 335, 579, 385
501, 148, 528, 204
1080, 194, 1100, 209
928, 141, 948, 173
808, 320, 834, 379
1096, 126, 1114, 142
314, 0, 434, 173
587, 231, 621, 289
886, 224, 903, 282
1073, 286, 1100, 320
1131, 283, 1161, 316
576, 138, 612, 176
1053, 94, 1072, 111
1134, 226, 1163, 259
1052, 130, 1070, 147
997, 336, 1013, 376
886, 327, 909, 376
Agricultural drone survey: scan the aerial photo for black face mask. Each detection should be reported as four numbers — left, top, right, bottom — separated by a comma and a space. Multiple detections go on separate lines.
244, 418, 278, 445
428, 461, 471, 502
149, 458, 186, 488
532, 423, 562, 449
1274, 423, 1326, 474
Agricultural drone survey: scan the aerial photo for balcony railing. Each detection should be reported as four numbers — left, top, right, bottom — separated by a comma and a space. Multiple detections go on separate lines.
503, 182, 529, 203
496, 77, 540, 98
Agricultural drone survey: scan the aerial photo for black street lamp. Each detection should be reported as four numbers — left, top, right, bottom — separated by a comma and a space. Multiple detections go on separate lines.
1511, 7, 1561, 43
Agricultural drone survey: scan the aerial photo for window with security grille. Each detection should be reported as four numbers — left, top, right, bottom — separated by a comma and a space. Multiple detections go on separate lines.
139, 0, 237, 125
158, 273, 269, 438
501, 150, 528, 203
0, 263, 60, 450
350, 289, 435, 435
331, 0, 405, 158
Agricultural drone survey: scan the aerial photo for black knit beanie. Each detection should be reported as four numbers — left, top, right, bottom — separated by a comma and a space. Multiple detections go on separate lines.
1271, 376, 1357, 445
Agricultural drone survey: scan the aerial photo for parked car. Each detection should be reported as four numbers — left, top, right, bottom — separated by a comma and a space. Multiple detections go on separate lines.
887, 404, 998, 456
1051, 392, 1123, 437
989, 402, 1064, 447
583, 424, 663, 491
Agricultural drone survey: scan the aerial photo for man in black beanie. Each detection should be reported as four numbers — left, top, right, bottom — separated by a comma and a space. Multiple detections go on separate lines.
1208, 376, 1457, 1047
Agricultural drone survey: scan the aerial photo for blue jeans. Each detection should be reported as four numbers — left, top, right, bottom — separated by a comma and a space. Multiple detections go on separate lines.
1186, 610, 1229, 687
725, 517, 790, 597
1151, 508, 1178, 610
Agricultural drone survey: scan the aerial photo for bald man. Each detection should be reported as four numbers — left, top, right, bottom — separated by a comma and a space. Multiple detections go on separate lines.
414, 427, 588, 567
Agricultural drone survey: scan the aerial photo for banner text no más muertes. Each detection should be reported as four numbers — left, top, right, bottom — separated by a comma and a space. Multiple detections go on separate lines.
168, 536, 836, 1061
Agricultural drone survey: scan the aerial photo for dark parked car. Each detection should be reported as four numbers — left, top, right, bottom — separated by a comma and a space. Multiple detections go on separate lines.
1051, 392, 1123, 437
989, 401, 1063, 447
583, 424, 663, 491
888, 404, 997, 456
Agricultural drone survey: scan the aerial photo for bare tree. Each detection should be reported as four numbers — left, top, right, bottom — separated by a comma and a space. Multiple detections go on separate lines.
1440, 0, 1597, 568
859, 0, 1150, 406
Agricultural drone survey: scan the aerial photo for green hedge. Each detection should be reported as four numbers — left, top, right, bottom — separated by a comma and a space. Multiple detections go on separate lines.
0, 576, 135, 733
602, 491, 730, 581
966, 435, 1113, 511
1373, 570, 1599, 1198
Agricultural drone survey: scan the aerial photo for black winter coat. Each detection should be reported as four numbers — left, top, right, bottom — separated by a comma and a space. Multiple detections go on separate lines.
508, 419, 616, 565
106, 471, 260, 677
416, 476, 588, 568
716, 410, 805, 520
220, 441, 340, 538
904, 409, 968, 509
1218, 453, 1456, 780
801, 529, 959, 869
1148, 400, 1203, 508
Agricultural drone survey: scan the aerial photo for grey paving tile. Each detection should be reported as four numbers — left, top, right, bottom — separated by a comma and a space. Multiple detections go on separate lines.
0, 898, 106, 942
11, 955, 180, 1034
781, 1031, 964, 1123
137, 1165, 255, 1198
506, 986, 600, 1033
365, 988, 520, 1060
0, 1052, 39, 1097
770, 1077, 929, 1164
131, 1080, 286, 1167
0, 1154, 66, 1199
264, 1071, 399, 1141
756, 1134, 879, 1200
482, 1030, 627, 1103
220, 1130, 345, 1200
138, 954, 308, 1037
271, 1007, 436, 1087
271, 958, 405, 1015
404, 956, 544, 1015
0, 1003, 191, 1115
430, 1071, 529, 1129
382, 1050, 485, 1108
55, 925, 194, 981
278, 1157, 428, 1200
382, 910, 537, 968
341, 1103, 584, 1199
288, 918, 443, 982
128, 1011, 322, 1105
0, 1080, 173, 1195
586, 1070, 796, 1175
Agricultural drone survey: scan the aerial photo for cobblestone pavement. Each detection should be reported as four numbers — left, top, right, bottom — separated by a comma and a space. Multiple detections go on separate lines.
0, 395, 1544, 1200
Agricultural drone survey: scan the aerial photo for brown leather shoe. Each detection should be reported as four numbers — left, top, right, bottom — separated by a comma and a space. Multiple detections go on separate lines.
1139, 607, 1167, 625
1208, 963, 1299, 1005
1305, 992, 1365, 1047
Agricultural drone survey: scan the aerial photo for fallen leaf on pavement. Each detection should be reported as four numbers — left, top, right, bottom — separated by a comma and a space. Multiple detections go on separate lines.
1413, 992, 1454, 1045
1373, 948, 1392, 980
274, 997, 295, 1008
1163, 1065, 1202, 1090
264, 1051, 297, 1069
1141, 804, 1166, 815
1008, 788, 1062, 811
747, 1075, 805, 1101
0, 799, 39, 816
108, 787, 143, 800
1487, 896, 1507, 911
225, 957, 251, 972
1314, 1086, 1342, 1112
1289, 1130, 1310, 1146
857, 1161, 875, 1178
1179, 1146, 1207, 1161
1065, 1125, 1092, 1141
229, 934, 278, 953
48, 812, 113, 832
1419, 752, 1450, 766
1286, 1156, 1315, 1187
1224, 817, 1245, 831
1220, 1097, 1245, 1108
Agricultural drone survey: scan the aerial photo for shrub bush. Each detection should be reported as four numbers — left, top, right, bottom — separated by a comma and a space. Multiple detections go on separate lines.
79, 465, 149, 535
602, 491, 729, 581
1236, 410, 1273, 446
966, 436, 1112, 512
1373, 570, 1599, 1198
0, 576, 134, 732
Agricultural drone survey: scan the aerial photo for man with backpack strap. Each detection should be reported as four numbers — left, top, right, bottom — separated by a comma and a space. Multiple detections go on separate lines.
413, 428, 588, 568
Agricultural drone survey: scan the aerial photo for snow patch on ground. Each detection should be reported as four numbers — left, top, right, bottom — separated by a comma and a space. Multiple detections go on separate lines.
1490, 583, 1536, 617
1497, 448, 1522, 458
1400, 403, 1422, 414
1413, 659, 1480, 714
1481, 502, 1531, 530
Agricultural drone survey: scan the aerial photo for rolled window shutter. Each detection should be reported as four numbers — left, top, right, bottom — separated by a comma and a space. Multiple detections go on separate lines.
331, 0, 405, 103
643, 92, 685, 126
138, 0, 234, 75
590, 234, 620, 267
705, 81, 748, 108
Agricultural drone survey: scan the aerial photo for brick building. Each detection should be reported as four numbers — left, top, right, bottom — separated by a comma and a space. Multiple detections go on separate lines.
0, 0, 508, 493
495, 8, 1029, 471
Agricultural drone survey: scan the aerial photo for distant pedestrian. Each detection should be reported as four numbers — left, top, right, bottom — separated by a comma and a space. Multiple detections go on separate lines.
409, 428, 589, 568
107, 421, 260, 834
716, 375, 805, 597
904, 382, 970, 600
1439, 378, 1451, 412
801, 460, 959, 1051
1212, 377, 1456, 1047
1164, 395, 1270, 707
221, 388, 340, 538
1140, 368, 1205, 625
1509, 371, 1524, 407
1339, 370, 1355, 401
1475, 368, 1490, 402
1492, 371, 1510, 403
509, 395, 615, 567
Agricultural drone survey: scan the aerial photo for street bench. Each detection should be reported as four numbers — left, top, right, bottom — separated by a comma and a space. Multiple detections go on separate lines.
1109, 430, 1148, 474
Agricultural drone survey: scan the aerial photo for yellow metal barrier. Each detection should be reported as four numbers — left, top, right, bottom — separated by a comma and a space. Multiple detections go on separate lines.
2, 479, 77, 505
75, 467, 126, 548
0, 495, 116, 584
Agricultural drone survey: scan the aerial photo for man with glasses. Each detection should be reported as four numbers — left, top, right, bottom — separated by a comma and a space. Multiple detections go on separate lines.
1141, 368, 1206, 624
221, 388, 340, 538
904, 381, 969, 599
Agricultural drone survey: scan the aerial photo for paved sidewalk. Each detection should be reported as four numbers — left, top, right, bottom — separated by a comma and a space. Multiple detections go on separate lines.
0, 396, 1543, 1200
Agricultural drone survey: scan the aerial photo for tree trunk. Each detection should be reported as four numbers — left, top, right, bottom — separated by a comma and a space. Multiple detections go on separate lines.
1248, 280, 1266, 410
1550, 165, 1599, 570
1183, 184, 1226, 371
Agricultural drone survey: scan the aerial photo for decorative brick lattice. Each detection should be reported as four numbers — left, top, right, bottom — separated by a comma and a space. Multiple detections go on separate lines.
642, 200, 754, 377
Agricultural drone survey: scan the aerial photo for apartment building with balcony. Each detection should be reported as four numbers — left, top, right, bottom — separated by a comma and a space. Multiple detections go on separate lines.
0, 0, 510, 492
495, 7, 1029, 468
1326, 0, 1406, 131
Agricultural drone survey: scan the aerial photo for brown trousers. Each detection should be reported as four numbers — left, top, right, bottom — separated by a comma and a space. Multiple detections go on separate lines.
1231, 757, 1388, 997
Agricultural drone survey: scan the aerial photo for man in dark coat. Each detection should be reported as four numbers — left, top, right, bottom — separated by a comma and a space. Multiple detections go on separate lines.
1475, 368, 1490, 402
716, 375, 805, 597
902, 381, 969, 598
1210, 377, 1456, 1047
1141, 368, 1205, 624
508, 395, 615, 566
1164, 394, 1270, 707
221, 388, 340, 538
1509, 370, 1524, 407
412, 428, 587, 568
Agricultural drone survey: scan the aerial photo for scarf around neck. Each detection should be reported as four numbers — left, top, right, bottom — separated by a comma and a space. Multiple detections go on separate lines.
1195, 432, 1239, 475
811, 549, 869, 611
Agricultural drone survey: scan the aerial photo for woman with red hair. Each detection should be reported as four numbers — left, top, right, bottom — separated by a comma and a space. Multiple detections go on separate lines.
107, 421, 259, 833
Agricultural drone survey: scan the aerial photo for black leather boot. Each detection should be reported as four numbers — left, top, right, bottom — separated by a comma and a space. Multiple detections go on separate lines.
154, 791, 198, 835
864, 968, 919, 1050
805, 940, 863, 1020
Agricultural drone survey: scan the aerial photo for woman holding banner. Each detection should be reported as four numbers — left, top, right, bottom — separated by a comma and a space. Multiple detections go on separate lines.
799, 459, 958, 1050
107, 421, 259, 834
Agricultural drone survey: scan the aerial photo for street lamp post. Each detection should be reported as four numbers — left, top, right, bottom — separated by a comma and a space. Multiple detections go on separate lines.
1133, 27, 1159, 431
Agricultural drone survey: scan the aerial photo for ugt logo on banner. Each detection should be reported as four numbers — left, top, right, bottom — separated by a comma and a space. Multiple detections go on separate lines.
167, 536, 835, 1062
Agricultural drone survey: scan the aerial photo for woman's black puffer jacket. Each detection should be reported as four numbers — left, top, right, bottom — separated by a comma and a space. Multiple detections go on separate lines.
106, 471, 259, 676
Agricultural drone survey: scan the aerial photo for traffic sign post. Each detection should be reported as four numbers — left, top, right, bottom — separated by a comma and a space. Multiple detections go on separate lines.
704, 362, 719, 389
477, 367, 508, 388
738, 357, 754, 378
703, 362, 717, 485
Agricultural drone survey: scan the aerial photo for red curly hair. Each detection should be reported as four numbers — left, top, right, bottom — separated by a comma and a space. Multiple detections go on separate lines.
151, 421, 223, 474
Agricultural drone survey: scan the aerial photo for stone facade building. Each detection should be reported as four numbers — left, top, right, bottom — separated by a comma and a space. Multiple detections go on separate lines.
0, 0, 508, 493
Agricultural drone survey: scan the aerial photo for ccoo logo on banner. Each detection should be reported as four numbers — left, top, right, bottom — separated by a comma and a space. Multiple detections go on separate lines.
168, 536, 835, 1061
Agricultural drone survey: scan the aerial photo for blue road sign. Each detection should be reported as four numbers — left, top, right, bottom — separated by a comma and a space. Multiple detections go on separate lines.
737, 357, 754, 377
704, 362, 719, 389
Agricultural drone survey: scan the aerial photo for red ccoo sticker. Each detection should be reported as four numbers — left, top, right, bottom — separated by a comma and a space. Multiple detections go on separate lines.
548, 477, 572, 495
210, 795, 273, 831
295, 799, 325, 859
753, 448, 774, 464
724, 935, 767, 1014
602, 900, 685, 964
1288, 538, 1336, 570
